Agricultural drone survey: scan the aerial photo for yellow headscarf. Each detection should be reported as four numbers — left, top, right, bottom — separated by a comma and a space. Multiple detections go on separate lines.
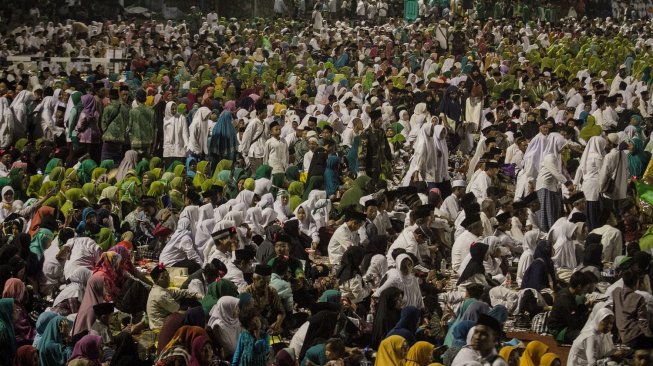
539, 352, 560, 366
192, 160, 210, 188
519, 341, 549, 366
499, 346, 516, 364
405, 341, 434, 366
375, 335, 407, 366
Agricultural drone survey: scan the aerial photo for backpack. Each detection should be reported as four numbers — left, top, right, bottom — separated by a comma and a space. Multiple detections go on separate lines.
531, 310, 551, 334
470, 80, 484, 98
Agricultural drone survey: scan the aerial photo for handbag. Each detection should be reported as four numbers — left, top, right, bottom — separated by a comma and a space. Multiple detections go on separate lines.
602, 151, 622, 194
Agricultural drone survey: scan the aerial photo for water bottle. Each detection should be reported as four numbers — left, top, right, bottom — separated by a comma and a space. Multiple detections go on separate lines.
360, 347, 372, 366
366, 313, 374, 324
440, 259, 447, 272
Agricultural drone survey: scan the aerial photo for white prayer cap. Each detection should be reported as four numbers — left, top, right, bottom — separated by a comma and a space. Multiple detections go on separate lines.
306, 130, 318, 138
452, 180, 466, 188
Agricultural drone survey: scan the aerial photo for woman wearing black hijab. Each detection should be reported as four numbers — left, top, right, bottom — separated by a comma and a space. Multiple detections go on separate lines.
457, 241, 490, 287
370, 287, 404, 349
298, 310, 340, 361
578, 234, 604, 281
111, 331, 150, 366
521, 243, 558, 292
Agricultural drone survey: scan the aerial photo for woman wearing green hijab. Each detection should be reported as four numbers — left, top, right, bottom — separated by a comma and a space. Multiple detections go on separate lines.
77, 159, 97, 185
285, 165, 300, 182
99, 159, 115, 171
135, 158, 150, 177
44, 158, 62, 176
243, 178, 256, 191
141, 172, 155, 193
149, 156, 163, 171
193, 160, 210, 188
255, 164, 273, 180
167, 160, 183, 173
27, 174, 44, 198
173, 163, 186, 178
212, 159, 233, 180
169, 177, 186, 212
96, 227, 116, 251
579, 115, 603, 143
147, 181, 166, 208
81, 183, 97, 205
288, 181, 305, 211
61, 188, 85, 217
628, 137, 649, 179
0, 298, 16, 366
47, 166, 65, 183
339, 175, 371, 209
30, 227, 54, 261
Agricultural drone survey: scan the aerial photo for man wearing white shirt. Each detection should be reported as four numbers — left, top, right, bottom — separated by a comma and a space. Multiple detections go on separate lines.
264, 120, 289, 175
451, 212, 484, 273
469, 160, 500, 203
224, 249, 255, 291
328, 211, 364, 265
441, 180, 466, 221
241, 102, 269, 171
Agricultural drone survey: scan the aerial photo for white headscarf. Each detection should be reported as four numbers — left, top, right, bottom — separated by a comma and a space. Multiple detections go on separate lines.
551, 221, 580, 270
179, 205, 200, 238
245, 207, 265, 237
570, 307, 615, 364
517, 229, 543, 283
208, 296, 242, 355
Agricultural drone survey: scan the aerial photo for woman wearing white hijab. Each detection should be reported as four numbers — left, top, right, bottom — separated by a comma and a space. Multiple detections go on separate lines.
115, 150, 139, 181
162, 101, 189, 162
274, 190, 292, 221
516, 230, 543, 286
195, 218, 216, 259
159, 217, 202, 271
515, 132, 549, 200
0, 97, 15, 149
294, 202, 319, 244
574, 136, 607, 231
310, 198, 331, 231
187, 106, 211, 157
535, 132, 569, 231
256, 193, 274, 210
38, 88, 63, 141
567, 308, 616, 366
402, 121, 437, 186
208, 296, 242, 356
9, 89, 33, 140
433, 123, 450, 186
245, 207, 265, 237
261, 207, 279, 227
397, 110, 411, 138
373, 254, 424, 309
551, 219, 583, 279
408, 103, 428, 143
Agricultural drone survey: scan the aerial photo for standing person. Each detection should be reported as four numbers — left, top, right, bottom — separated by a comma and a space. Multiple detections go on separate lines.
263, 121, 289, 188
77, 94, 101, 162
574, 136, 607, 230
187, 107, 211, 161
128, 89, 155, 157
209, 111, 239, 168
535, 133, 572, 231
241, 102, 269, 173
359, 109, 392, 180
163, 101, 189, 167
101, 89, 129, 163
599, 133, 630, 214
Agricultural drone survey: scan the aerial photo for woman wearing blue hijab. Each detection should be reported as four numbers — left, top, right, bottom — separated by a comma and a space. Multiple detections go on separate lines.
0, 298, 16, 365
36, 315, 73, 366
209, 111, 239, 167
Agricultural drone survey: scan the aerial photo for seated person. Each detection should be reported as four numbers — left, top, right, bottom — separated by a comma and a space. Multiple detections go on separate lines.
612, 269, 653, 347
241, 264, 286, 334
145, 264, 200, 330
547, 271, 591, 344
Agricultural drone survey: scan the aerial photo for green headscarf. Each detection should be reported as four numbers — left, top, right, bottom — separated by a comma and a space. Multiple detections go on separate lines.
96, 227, 116, 251
200, 279, 239, 315
579, 115, 602, 142
149, 156, 162, 171
243, 178, 256, 191
91, 167, 107, 182
628, 137, 648, 179
285, 165, 300, 182
44, 158, 62, 176
167, 160, 183, 173
212, 159, 233, 180
288, 181, 305, 211
255, 164, 273, 180
136, 159, 150, 177
339, 175, 371, 209
49, 166, 65, 182
318, 289, 342, 303
0, 298, 16, 366
81, 183, 97, 204
78, 159, 98, 185
39, 181, 58, 199
100, 159, 115, 170
30, 228, 54, 261
193, 161, 210, 188
26, 174, 44, 198
173, 164, 185, 178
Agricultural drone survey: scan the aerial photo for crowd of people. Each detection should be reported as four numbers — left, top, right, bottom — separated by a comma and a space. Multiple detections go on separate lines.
1, 2, 653, 366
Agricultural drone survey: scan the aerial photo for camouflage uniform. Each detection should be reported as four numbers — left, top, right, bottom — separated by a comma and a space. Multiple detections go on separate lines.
358, 126, 392, 180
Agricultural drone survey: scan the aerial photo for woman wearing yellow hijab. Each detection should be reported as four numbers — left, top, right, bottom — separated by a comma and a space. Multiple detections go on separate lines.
376, 335, 409, 366
405, 341, 435, 366
499, 346, 520, 366
519, 341, 549, 366
539, 352, 561, 366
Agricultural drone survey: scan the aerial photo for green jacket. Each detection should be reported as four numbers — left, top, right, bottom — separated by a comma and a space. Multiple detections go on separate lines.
128, 104, 155, 150
101, 100, 129, 143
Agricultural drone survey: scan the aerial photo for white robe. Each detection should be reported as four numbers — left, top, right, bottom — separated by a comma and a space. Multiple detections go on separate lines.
374, 254, 424, 309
